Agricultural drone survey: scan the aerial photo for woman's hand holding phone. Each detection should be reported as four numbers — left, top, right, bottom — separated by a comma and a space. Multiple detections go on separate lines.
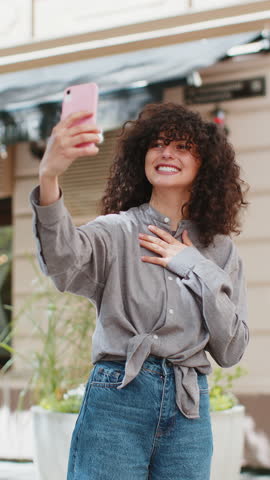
38, 111, 102, 205
39, 111, 101, 179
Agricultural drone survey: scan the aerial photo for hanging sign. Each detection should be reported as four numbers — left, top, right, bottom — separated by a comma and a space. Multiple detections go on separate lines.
184, 77, 266, 104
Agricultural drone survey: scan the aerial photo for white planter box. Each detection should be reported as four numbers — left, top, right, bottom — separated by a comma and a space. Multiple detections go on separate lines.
210, 405, 245, 480
31, 406, 78, 480
0, 406, 33, 460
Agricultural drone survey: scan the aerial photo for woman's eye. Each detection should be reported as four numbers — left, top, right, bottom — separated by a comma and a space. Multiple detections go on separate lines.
177, 144, 189, 150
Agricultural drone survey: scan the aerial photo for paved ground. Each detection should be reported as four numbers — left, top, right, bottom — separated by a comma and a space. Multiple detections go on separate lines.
0, 462, 270, 480
0, 462, 35, 480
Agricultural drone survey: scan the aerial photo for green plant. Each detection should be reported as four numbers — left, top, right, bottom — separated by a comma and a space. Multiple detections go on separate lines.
0, 225, 12, 360
0, 255, 96, 413
209, 365, 248, 411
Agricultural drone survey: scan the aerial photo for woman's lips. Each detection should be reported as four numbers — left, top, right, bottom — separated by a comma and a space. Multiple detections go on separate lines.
155, 164, 181, 175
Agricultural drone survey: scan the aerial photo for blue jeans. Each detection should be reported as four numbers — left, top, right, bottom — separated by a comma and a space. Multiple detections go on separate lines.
67, 355, 213, 480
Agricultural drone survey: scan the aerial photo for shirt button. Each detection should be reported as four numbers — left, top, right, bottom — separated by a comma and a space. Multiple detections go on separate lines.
164, 217, 170, 223
168, 276, 173, 281
169, 308, 174, 314
153, 334, 158, 340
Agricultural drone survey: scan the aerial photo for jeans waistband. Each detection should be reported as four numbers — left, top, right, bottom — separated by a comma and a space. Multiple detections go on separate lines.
141, 355, 174, 375
144, 355, 173, 367
96, 355, 174, 376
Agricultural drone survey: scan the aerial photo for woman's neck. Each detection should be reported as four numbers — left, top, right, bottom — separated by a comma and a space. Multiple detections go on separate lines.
149, 189, 190, 230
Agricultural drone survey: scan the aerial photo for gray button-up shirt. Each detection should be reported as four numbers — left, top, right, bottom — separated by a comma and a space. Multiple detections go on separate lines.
30, 186, 249, 419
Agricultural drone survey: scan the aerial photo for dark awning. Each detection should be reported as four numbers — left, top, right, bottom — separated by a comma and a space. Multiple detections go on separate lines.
0, 30, 259, 145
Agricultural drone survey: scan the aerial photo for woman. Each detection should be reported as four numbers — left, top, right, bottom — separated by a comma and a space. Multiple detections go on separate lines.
30, 102, 249, 480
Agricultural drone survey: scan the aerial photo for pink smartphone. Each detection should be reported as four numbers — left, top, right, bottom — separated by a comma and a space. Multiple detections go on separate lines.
61, 82, 99, 148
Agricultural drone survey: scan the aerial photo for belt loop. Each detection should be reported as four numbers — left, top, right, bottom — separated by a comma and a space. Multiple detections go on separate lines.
161, 358, 168, 375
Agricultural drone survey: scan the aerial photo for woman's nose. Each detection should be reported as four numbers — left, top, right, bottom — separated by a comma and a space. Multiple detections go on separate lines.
161, 145, 174, 158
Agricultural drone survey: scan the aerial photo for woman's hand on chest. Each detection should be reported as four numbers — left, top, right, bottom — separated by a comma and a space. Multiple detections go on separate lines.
138, 225, 193, 267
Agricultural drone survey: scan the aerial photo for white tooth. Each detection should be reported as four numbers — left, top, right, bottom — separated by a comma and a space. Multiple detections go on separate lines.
157, 166, 179, 172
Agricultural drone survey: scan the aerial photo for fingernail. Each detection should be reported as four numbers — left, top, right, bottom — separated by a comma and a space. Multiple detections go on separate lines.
97, 132, 104, 144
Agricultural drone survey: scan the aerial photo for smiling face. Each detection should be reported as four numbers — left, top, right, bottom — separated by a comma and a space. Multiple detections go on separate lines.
145, 135, 201, 193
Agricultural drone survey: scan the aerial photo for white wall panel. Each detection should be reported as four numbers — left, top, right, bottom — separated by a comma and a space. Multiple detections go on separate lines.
34, 0, 188, 39
237, 150, 270, 193
0, 0, 32, 48
247, 285, 270, 332
240, 194, 270, 241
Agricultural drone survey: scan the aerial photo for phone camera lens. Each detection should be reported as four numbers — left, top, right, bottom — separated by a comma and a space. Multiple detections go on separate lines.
67, 89, 71, 95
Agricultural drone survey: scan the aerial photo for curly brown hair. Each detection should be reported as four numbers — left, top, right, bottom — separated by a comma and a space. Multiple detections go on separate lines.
101, 102, 249, 247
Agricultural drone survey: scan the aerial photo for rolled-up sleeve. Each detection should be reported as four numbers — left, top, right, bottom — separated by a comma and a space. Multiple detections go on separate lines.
167, 243, 249, 367
29, 185, 113, 300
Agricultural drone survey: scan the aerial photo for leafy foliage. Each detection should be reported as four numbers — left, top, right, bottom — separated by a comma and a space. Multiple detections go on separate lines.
0, 256, 96, 411
209, 366, 248, 411
0, 226, 12, 350
39, 394, 83, 413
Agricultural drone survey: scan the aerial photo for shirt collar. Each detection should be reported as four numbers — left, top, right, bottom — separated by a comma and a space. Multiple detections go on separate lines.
138, 203, 195, 232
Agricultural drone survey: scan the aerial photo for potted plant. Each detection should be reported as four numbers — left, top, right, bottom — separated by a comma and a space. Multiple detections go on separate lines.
0, 256, 96, 480
209, 365, 248, 480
